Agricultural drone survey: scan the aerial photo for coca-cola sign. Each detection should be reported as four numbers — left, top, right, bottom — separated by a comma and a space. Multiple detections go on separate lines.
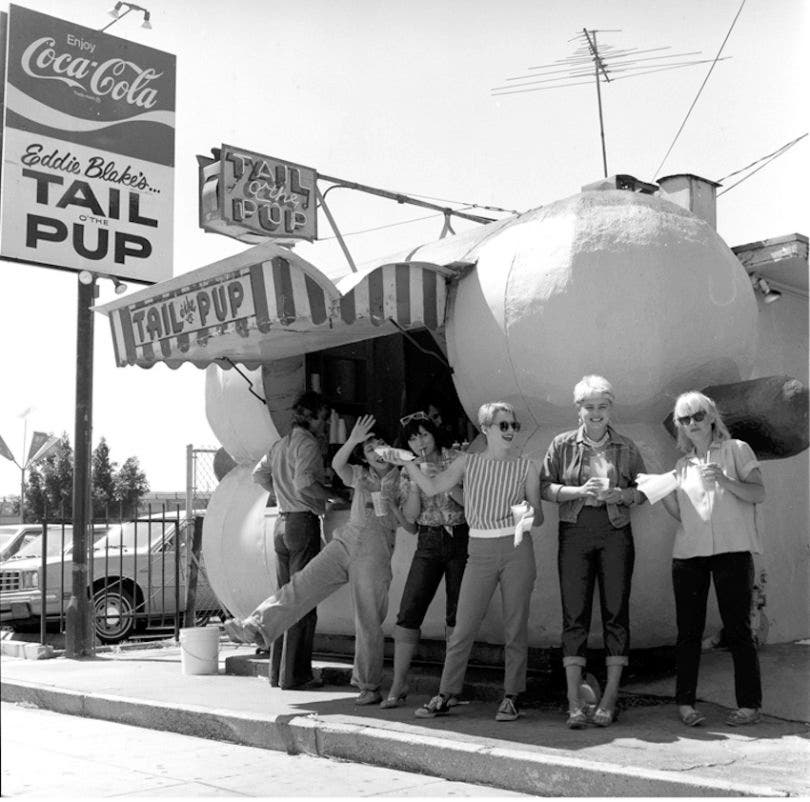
0, 4, 175, 283
21, 36, 163, 109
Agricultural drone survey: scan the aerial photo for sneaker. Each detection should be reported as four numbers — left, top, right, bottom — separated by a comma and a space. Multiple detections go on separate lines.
445, 695, 462, 708
495, 696, 520, 722
414, 694, 451, 719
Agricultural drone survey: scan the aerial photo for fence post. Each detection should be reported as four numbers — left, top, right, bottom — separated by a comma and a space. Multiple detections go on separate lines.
185, 444, 194, 523
184, 515, 204, 629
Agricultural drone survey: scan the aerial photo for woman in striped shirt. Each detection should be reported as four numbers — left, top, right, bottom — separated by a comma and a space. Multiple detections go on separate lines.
385, 401, 543, 723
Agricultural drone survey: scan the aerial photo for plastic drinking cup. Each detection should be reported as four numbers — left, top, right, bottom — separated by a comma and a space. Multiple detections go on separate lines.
370, 491, 387, 516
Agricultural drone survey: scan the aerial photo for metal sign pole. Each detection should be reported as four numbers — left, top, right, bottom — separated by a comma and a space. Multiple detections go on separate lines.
65, 273, 96, 659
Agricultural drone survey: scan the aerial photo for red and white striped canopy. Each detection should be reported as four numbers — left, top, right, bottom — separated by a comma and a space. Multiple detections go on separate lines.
95, 241, 459, 369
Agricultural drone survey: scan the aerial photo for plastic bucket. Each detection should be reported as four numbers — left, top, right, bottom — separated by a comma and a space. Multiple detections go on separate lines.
179, 626, 220, 675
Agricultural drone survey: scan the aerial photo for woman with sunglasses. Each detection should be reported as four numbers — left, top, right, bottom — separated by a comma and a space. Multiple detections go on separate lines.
379, 412, 469, 709
384, 401, 543, 723
661, 391, 765, 728
540, 375, 646, 728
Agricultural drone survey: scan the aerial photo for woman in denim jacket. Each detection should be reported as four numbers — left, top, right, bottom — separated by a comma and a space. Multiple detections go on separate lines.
379, 413, 468, 709
661, 391, 764, 728
541, 376, 646, 728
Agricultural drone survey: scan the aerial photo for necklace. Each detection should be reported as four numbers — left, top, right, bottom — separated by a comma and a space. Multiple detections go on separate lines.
583, 431, 609, 450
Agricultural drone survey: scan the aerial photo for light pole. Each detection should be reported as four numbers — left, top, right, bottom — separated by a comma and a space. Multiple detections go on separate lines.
0, 415, 60, 523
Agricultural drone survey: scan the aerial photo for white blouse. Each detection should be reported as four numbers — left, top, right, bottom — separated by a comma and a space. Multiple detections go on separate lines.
672, 439, 762, 559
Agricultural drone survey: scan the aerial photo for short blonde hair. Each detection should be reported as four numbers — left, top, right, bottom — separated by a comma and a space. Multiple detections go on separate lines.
672, 391, 731, 453
574, 375, 615, 406
478, 401, 516, 429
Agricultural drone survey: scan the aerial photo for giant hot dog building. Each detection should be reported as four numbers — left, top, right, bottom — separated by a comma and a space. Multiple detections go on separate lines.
96, 162, 809, 654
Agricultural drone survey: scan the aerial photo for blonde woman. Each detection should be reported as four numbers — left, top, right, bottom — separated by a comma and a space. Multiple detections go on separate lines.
540, 376, 646, 728
661, 391, 764, 727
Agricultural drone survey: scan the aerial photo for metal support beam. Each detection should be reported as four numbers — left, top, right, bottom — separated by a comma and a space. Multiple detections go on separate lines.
65, 274, 96, 659
318, 173, 495, 225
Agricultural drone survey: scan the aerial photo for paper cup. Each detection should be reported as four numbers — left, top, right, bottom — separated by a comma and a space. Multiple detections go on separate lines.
370, 491, 387, 516
591, 477, 610, 498
511, 502, 529, 527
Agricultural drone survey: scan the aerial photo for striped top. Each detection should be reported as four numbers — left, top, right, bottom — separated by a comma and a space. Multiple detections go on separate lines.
464, 453, 531, 531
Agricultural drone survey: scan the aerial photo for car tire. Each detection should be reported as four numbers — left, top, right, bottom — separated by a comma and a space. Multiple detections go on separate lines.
92, 585, 136, 644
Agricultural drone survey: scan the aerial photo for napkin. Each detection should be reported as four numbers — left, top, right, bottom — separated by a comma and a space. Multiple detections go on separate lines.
636, 471, 678, 505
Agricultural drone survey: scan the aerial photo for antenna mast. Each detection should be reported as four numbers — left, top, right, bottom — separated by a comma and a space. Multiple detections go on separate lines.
491, 31, 728, 180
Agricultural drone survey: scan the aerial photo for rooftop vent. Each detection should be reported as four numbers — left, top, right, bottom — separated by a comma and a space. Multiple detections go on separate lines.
581, 174, 658, 194
657, 174, 721, 230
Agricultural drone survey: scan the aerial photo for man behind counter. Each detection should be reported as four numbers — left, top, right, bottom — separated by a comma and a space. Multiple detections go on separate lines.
252, 391, 332, 690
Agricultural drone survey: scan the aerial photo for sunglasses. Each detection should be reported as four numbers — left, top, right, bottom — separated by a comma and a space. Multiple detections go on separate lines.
677, 410, 707, 426
494, 420, 521, 432
400, 411, 430, 427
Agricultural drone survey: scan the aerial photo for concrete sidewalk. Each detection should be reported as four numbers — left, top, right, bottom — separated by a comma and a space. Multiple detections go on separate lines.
1, 637, 808, 797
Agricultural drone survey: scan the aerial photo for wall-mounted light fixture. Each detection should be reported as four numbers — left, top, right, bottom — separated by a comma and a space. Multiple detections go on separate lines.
111, 277, 129, 295
749, 273, 782, 304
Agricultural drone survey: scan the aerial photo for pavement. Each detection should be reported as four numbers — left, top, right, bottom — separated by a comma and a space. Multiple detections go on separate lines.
1, 634, 808, 798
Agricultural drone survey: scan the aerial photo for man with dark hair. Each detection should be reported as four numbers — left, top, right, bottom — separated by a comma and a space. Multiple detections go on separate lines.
252, 391, 331, 690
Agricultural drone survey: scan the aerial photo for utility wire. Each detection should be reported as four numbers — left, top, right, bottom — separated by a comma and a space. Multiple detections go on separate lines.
716, 133, 807, 197
716, 133, 808, 183
653, 0, 746, 177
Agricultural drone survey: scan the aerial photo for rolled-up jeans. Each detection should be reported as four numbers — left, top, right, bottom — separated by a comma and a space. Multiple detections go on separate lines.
558, 507, 634, 667
252, 520, 393, 691
394, 523, 469, 644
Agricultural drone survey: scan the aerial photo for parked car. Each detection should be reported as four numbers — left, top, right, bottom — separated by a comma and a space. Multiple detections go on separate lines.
0, 515, 223, 643
0, 524, 45, 562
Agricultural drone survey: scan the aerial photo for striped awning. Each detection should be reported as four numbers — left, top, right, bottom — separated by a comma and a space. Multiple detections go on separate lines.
95, 241, 456, 369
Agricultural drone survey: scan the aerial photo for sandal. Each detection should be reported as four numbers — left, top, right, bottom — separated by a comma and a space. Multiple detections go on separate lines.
379, 688, 409, 709
679, 708, 706, 727
726, 708, 761, 726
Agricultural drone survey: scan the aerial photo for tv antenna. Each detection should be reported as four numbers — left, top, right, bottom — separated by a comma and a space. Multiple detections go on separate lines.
491, 29, 730, 178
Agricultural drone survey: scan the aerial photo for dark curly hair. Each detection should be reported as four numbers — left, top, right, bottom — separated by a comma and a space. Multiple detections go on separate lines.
400, 416, 448, 453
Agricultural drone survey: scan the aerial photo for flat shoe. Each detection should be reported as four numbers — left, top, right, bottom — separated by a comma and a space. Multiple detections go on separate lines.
566, 708, 589, 729
726, 708, 761, 726
223, 618, 268, 649
354, 690, 383, 706
679, 709, 706, 727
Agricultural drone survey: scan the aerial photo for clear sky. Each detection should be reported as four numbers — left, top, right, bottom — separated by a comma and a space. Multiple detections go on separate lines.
1, 0, 808, 496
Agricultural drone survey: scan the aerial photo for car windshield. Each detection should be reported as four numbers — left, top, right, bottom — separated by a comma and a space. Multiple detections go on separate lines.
9, 526, 113, 560
0, 531, 16, 548
93, 519, 178, 552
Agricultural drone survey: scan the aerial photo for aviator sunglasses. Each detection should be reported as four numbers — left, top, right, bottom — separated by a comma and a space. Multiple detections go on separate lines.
677, 410, 707, 426
494, 420, 521, 432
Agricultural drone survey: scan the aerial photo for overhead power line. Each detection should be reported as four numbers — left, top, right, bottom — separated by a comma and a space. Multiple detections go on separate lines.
653, 0, 747, 178
716, 133, 807, 197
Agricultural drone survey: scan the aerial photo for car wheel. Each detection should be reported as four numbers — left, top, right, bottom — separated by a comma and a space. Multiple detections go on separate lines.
93, 585, 136, 644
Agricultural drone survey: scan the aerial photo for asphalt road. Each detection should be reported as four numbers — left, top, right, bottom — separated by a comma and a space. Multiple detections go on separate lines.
0, 701, 530, 797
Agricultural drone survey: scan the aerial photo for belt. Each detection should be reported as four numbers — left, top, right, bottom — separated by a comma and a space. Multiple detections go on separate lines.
279, 510, 319, 518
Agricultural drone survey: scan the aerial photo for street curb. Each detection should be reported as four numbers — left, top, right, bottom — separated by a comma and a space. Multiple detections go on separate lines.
0, 677, 787, 797
0, 641, 55, 660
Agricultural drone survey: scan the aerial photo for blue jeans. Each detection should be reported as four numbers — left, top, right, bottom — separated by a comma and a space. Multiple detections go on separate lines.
672, 551, 762, 708
270, 512, 321, 689
394, 523, 469, 642
558, 507, 634, 667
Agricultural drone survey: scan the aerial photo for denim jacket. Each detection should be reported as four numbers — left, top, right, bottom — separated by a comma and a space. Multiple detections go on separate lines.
540, 425, 646, 528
